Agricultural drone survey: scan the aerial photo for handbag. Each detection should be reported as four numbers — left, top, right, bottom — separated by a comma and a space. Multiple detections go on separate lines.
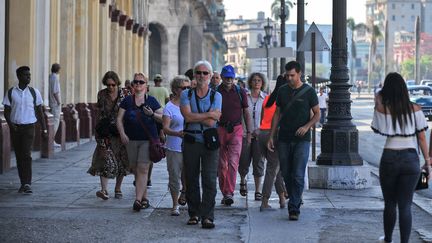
135, 98, 165, 163
415, 170, 429, 190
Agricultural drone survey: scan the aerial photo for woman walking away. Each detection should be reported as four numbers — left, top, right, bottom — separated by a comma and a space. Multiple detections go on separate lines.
88, 71, 130, 200
162, 75, 190, 216
372, 72, 431, 243
117, 72, 163, 211
238, 72, 267, 200
259, 75, 287, 211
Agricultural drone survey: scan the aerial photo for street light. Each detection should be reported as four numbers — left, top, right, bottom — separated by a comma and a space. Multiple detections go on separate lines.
264, 18, 273, 85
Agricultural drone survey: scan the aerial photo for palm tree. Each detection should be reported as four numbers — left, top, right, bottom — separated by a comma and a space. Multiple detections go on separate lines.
271, 0, 293, 21
347, 18, 367, 85
367, 25, 383, 92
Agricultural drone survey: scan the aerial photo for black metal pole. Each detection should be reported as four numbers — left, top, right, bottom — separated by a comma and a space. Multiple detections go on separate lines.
312, 32, 316, 161
316, 0, 363, 166
296, 0, 305, 75
280, 0, 286, 74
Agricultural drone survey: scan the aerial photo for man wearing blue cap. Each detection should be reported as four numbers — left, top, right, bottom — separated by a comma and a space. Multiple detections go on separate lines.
216, 65, 252, 206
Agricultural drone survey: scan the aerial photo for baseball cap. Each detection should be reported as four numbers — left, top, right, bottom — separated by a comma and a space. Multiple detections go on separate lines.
154, 74, 163, 81
221, 65, 235, 79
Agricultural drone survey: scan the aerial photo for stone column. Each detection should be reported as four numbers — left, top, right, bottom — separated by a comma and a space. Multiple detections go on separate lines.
76, 103, 92, 139
33, 0, 50, 96
132, 23, 140, 73
41, 107, 54, 158
75, 0, 89, 103
0, 109, 11, 174
99, 2, 110, 79
62, 104, 80, 144
139, 26, 146, 73
309, 0, 370, 189
88, 103, 98, 134
59, 0, 76, 104
110, 9, 120, 72
118, 14, 127, 81
126, 19, 134, 80
87, 0, 100, 103
49, 0, 60, 66
55, 111, 66, 151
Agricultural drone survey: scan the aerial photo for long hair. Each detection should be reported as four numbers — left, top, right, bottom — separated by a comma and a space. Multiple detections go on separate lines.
379, 72, 413, 130
265, 74, 286, 107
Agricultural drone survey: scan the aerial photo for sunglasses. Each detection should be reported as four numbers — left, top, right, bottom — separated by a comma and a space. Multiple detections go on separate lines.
106, 84, 116, 87
180, 86, 190, 90
133, 80, 146, 85
195, 71, 209, 76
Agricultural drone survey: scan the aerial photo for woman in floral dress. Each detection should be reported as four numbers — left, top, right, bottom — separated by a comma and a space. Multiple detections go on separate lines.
88, 71, 130, 200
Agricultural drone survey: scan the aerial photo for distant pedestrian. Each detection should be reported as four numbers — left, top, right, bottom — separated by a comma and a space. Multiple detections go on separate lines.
372, 72, 431, 243
259, 75, 288, 211
318, 86, 328, 126
48, 63, 61, 147
238, 72, 267, 201
162, 75, 190, 216
217, 65, 252, 206
88, 71, 130, 200
180, 60, 222, 229
117, 72, 163, 211
356, 80, 362, 98
124, 79, 134, 94
267, 61, 320, 220
2, 66, 48, 194
209, 71, 221, 90
184, 69, 197, 88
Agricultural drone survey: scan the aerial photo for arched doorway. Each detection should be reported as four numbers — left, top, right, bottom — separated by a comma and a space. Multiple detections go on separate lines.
178, 25, 189, 74
148, 23, 168, 81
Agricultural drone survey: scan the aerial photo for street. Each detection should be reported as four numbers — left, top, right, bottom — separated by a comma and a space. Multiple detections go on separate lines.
0, 95, 431, 243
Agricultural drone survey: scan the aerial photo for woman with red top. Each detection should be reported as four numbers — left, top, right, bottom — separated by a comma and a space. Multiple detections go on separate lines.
259, 75, 288, 211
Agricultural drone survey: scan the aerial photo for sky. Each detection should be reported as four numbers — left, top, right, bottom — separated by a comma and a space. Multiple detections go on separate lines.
224, 0, 367, 25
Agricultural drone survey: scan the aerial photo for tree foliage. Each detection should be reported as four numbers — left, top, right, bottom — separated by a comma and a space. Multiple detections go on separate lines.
401, 55, 432, 80
271, 0, 293, 22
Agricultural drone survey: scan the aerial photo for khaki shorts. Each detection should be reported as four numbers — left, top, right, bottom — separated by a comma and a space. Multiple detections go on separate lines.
126, 140, 150, 167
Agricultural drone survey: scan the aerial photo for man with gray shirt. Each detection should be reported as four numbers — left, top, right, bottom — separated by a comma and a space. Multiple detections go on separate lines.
49, 63, 61, 147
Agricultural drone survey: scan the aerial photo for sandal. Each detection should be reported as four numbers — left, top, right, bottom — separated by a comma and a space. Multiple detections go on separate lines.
114, 190, 123, 199
239, 183, 248, 197
187, 216, 199, 225
171, 206, 180, 216
178, 190, 187, 206
201, 218, 215, 229
96, 190, 109, 200
133, 200, 142, 212
141, 198, 150, 209
254, 192, 262, 201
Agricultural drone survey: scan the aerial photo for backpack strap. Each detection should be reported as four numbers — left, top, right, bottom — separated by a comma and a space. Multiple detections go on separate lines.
7, 88, 13, 106
7, 86, 37, 108
217, 84, 243, 104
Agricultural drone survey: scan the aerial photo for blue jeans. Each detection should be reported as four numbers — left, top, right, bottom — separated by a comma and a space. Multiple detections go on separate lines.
379, 148, 420, 243
319, 108, 326, 124
278, 140, 310, 214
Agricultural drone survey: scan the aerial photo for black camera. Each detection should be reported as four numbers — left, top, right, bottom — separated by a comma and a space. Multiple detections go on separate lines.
225, 122, 234, 134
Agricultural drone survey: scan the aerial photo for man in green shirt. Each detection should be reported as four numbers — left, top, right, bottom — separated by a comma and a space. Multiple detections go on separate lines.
267, 61, 320, 221
148, 74, 170, 108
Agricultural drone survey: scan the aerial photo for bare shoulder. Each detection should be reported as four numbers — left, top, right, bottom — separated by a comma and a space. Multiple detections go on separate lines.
412, 103, 422, 112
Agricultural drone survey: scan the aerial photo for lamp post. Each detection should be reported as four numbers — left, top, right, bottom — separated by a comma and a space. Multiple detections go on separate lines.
264, 18, 273, 86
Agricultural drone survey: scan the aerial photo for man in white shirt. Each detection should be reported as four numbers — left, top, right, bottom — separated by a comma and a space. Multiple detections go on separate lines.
318, 86, 328, 127
2, 66, 48, 194
48, 63, 61, 146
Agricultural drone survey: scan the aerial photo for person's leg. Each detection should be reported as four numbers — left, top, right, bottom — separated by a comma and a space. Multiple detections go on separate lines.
278, 141, 292, 200
11, 128, 25, 186
319, 108, 325, 124
166, 150, 182, 212
379, 150, 399, 243
224, 125, 243, 198
114, 175, 124, 194
259, 131, 276, 208
238, 137, 250, 196
51, 105, 61, 135
21, 125, 35, 185
183, 142, 202, 218
135, 162, 149, 203
287, 141, 310, 215
396, 150, 420, 243
251, 138, 264, 197
147, 161, 153, 186
217, 127, 229, 197
200, 146, 218, 223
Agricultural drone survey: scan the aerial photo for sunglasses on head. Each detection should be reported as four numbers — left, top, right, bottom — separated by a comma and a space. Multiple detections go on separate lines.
133, 80, 146, 85
106, 83, 116, 87
195, 71, 209, 76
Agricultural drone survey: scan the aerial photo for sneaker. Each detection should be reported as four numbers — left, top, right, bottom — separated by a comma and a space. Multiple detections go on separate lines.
289, 212, 299, 221
18, 185, 25, 193
147, 180, 152, 188
96, 190, 109, 200
224, 196, 234, 206
22, 184, 32, 194
171, 206, 180, 216
378, 236, 392, 243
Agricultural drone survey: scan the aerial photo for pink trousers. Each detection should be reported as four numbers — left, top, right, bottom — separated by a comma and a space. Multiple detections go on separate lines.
217, 124, 243, 196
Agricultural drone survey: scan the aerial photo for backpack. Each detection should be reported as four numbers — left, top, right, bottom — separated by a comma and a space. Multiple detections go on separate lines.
187, 88, 216, 111
216, 84, 243, 104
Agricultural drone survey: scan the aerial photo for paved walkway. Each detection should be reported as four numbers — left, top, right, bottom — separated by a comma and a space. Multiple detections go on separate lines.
1, 139, 431, 242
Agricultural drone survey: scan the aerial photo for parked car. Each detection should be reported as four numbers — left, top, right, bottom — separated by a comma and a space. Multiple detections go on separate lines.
420, 79, 432, 87
408, 85, 432, 120
406, 80, 416, 86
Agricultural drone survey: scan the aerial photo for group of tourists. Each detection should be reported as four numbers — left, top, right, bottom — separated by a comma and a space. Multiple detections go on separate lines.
3, 61, 431, 239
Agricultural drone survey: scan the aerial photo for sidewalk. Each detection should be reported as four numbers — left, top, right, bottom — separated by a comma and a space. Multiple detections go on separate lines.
0, 140, 431, 242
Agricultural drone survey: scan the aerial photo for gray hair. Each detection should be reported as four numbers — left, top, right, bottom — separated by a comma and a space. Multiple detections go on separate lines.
193, 60, 213, 74
170, 75, 190, 93
247, 72, 267, 91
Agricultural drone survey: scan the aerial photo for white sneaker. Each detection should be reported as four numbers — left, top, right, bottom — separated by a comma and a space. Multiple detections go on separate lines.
379, 236, 392, 243
54, 142, 61, 147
